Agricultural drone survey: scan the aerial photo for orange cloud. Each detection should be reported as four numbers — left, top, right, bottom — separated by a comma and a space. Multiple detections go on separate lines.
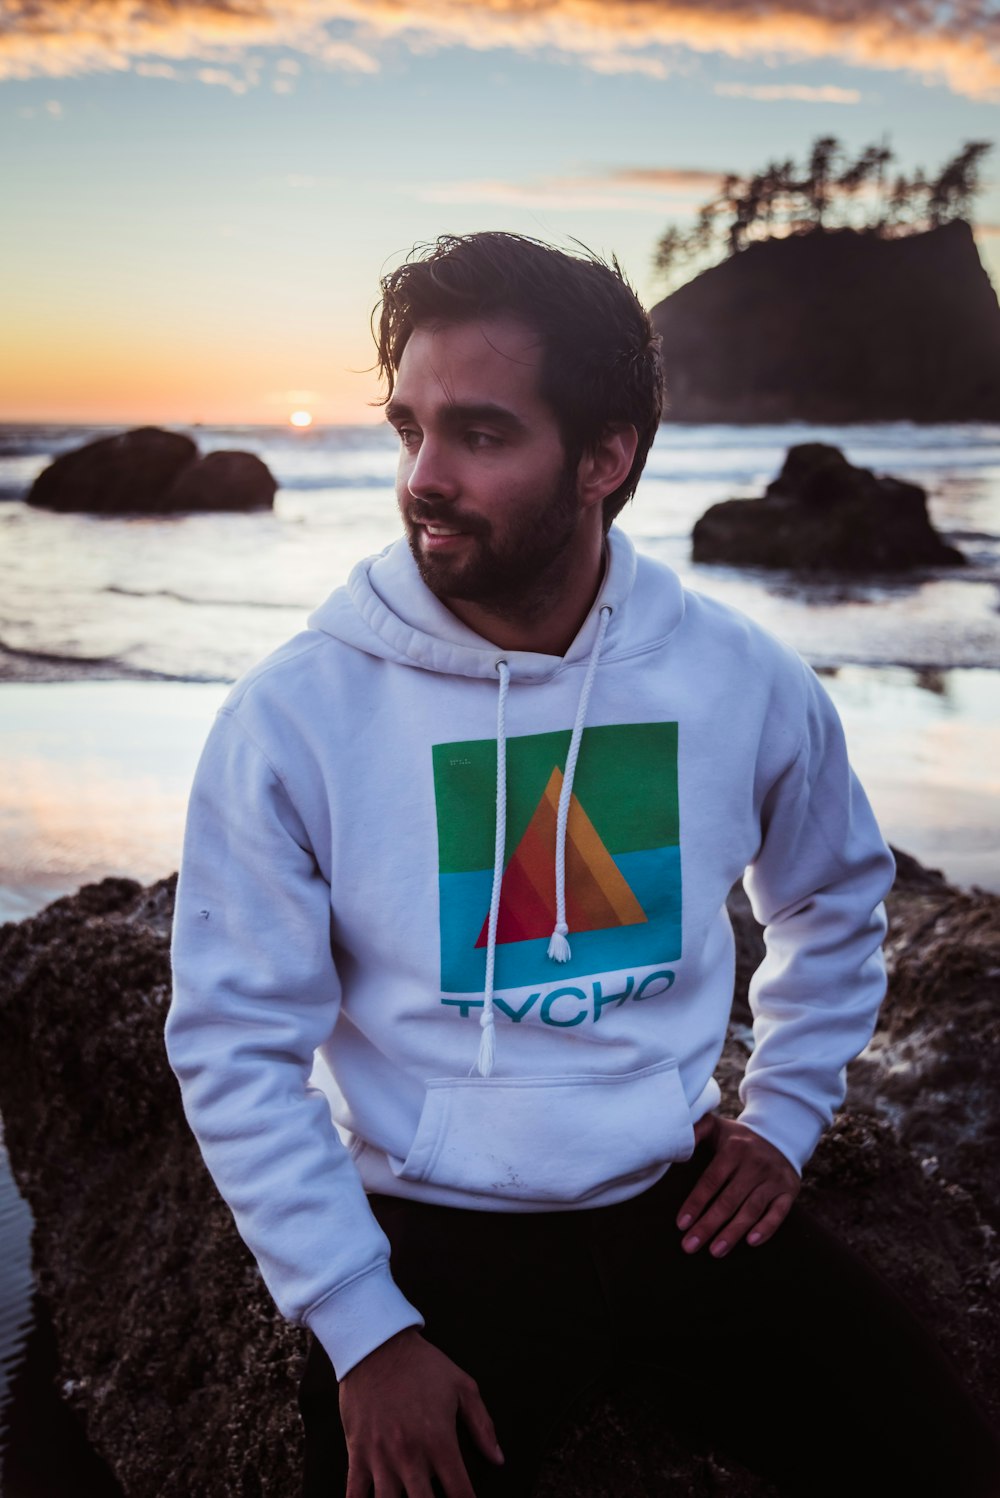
0, 0, 998, 100
715, 81, 862, 102
414, 167, 727, 213
609, 167, 732, 193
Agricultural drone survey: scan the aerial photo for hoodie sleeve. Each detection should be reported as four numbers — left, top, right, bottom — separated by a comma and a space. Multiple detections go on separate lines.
738, 665, 896, 1174
166, 707, 423, 1378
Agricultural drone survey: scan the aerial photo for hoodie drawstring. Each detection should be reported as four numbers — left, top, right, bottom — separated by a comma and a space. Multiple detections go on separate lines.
474, 658, 509, 1079
475, 606, 612, 1078
547, 606, 612, 962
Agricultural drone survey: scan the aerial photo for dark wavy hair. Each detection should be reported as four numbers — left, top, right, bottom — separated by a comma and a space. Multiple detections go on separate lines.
373, 232, 664, 531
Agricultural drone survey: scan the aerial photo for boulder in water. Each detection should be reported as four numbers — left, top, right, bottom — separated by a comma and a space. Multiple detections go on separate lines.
162, 450, 276, 512
27, 428, 198, 514
27, 428, 276, 514
692, 442, 965, 570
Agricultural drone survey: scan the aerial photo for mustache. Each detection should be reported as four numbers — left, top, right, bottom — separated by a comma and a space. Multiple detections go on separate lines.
405, 503, 490, 536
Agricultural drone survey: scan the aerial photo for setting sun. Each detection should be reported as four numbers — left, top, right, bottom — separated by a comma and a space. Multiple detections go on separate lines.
289, 410, 313, 428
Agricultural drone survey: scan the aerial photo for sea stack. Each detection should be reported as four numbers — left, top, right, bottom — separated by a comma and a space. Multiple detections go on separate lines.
652, 220, 1000, 423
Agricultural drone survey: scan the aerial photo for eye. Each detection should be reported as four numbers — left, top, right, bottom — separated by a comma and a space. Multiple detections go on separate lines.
466, 431, 502, 451
395, 426, 421, 449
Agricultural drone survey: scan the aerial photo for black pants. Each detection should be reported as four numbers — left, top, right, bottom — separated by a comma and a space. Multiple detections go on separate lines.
299, 1147, 1000, 1497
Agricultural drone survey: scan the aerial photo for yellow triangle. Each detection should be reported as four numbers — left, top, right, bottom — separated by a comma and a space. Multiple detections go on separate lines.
542, 767, 646, 931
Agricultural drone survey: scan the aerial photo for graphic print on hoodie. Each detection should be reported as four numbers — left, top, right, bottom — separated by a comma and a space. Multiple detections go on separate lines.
433, 721, 681, 995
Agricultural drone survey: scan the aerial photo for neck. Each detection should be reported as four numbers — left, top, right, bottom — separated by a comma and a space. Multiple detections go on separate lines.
445, 526, 606, 656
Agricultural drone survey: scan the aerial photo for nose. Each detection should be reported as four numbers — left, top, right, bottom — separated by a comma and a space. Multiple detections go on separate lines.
403, 435, 459, 502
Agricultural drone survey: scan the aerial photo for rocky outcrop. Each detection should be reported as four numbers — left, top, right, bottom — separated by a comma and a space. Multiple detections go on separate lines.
692, 442, 966, 571
0, 860, 997, 1496
27, 429, 197, 514
162, 451, 277, 513
26, 428, 276, 514
652, 219, 1000, 423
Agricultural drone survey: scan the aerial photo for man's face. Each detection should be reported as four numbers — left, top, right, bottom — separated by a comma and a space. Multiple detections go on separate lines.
387, 317, 583, 614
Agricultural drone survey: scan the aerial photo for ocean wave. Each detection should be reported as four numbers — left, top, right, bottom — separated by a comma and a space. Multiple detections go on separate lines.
0, 639, 227, 685
104, 587, 302, 610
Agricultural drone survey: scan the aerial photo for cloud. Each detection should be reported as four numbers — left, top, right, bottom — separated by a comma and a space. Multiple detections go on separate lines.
609, 167, 731, 193
413, 167, 730, 214
196, 66, 252, 93
0, 1, 998, 101
714, 81, 861, 102
583, 52, 672, 79
17, 96, 63, 117
134, 60, 178, 79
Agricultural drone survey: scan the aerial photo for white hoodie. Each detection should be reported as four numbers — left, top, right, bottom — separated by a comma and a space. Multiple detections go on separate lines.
167, 527, 894, 1379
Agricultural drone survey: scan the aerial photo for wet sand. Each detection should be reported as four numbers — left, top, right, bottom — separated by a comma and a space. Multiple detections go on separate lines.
1, 670, 996, 928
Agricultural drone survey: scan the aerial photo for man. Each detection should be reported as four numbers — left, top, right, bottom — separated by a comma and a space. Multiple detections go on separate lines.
167, 233, 1000, 1498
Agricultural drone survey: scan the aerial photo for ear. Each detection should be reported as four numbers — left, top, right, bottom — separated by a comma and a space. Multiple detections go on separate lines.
576, 423, 639, 512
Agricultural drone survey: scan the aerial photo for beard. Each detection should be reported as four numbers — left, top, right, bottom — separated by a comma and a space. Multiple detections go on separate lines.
403, 463, 582, 622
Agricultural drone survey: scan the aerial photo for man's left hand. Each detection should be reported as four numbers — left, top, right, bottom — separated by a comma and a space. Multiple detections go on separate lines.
676, 1114, 800, 1258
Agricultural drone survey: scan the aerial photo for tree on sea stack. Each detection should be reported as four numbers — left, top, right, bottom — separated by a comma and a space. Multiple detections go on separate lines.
653, 136, 993, 287
648, 136, 1000, 423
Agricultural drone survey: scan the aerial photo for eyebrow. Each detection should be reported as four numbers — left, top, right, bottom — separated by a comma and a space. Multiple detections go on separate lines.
385, 400, 529, 436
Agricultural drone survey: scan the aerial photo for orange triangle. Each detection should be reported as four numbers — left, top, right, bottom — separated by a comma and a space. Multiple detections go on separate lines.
476, 766, 646, 948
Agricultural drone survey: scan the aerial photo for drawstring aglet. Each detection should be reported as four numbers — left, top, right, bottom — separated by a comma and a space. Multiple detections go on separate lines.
547, 922, 571, 963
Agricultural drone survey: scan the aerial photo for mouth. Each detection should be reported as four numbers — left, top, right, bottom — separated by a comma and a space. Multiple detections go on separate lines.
407, 511, 486, 550
422, 523, 464, 537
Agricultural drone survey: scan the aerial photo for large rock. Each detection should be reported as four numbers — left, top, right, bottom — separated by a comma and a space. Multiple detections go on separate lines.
692, 442, 966, 570
652, 219, 1000, 423
162, 451, 276, 512
27, 429, 276, 514
27, 428, 198, 514
0, 860, 997, 1496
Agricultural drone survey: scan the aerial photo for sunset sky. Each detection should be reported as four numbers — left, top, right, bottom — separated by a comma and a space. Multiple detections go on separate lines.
3, 0, 1000, 426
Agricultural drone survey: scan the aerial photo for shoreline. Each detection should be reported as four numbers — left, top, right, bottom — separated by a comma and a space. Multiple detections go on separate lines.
2, 668, 997, 924
2, 642, 998, 688
0, 644, 230, 686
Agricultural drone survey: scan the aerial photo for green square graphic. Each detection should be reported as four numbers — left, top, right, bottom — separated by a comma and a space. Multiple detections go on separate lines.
433, 722, 681, 993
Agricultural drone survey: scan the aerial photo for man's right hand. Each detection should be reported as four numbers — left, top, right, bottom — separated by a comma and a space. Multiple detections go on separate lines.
339, 1326, 504, 1497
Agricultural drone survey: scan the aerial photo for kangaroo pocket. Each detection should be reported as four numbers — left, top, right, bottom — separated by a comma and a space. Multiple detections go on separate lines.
389, 1059, 695, 1204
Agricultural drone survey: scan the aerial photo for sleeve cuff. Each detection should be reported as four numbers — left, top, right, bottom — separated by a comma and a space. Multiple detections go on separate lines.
737, 1089, 828, 1176
305, 1260, 425, 1380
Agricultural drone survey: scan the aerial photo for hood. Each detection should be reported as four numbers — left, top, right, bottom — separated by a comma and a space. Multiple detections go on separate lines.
307, 525, 685, 681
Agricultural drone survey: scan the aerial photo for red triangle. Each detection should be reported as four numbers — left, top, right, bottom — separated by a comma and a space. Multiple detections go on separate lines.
475, 772, 558, 947
475, 764, 646, 950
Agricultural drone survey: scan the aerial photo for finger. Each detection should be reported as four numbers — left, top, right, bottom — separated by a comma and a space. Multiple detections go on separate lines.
435, 1449, 479, 1498
458, 1380, 504, 1467
395, 1468, 436, 1498
676, 1153, 741, 1233
747, 1192, 797, 1247
369, 1459, 403, 1498
346, 1462, 372, 1498
682, 1169, 767, 1251
704, 1183, 779, 1257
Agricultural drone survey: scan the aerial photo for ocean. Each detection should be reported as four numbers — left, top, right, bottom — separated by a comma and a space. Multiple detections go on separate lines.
1, 417, 999, 1489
